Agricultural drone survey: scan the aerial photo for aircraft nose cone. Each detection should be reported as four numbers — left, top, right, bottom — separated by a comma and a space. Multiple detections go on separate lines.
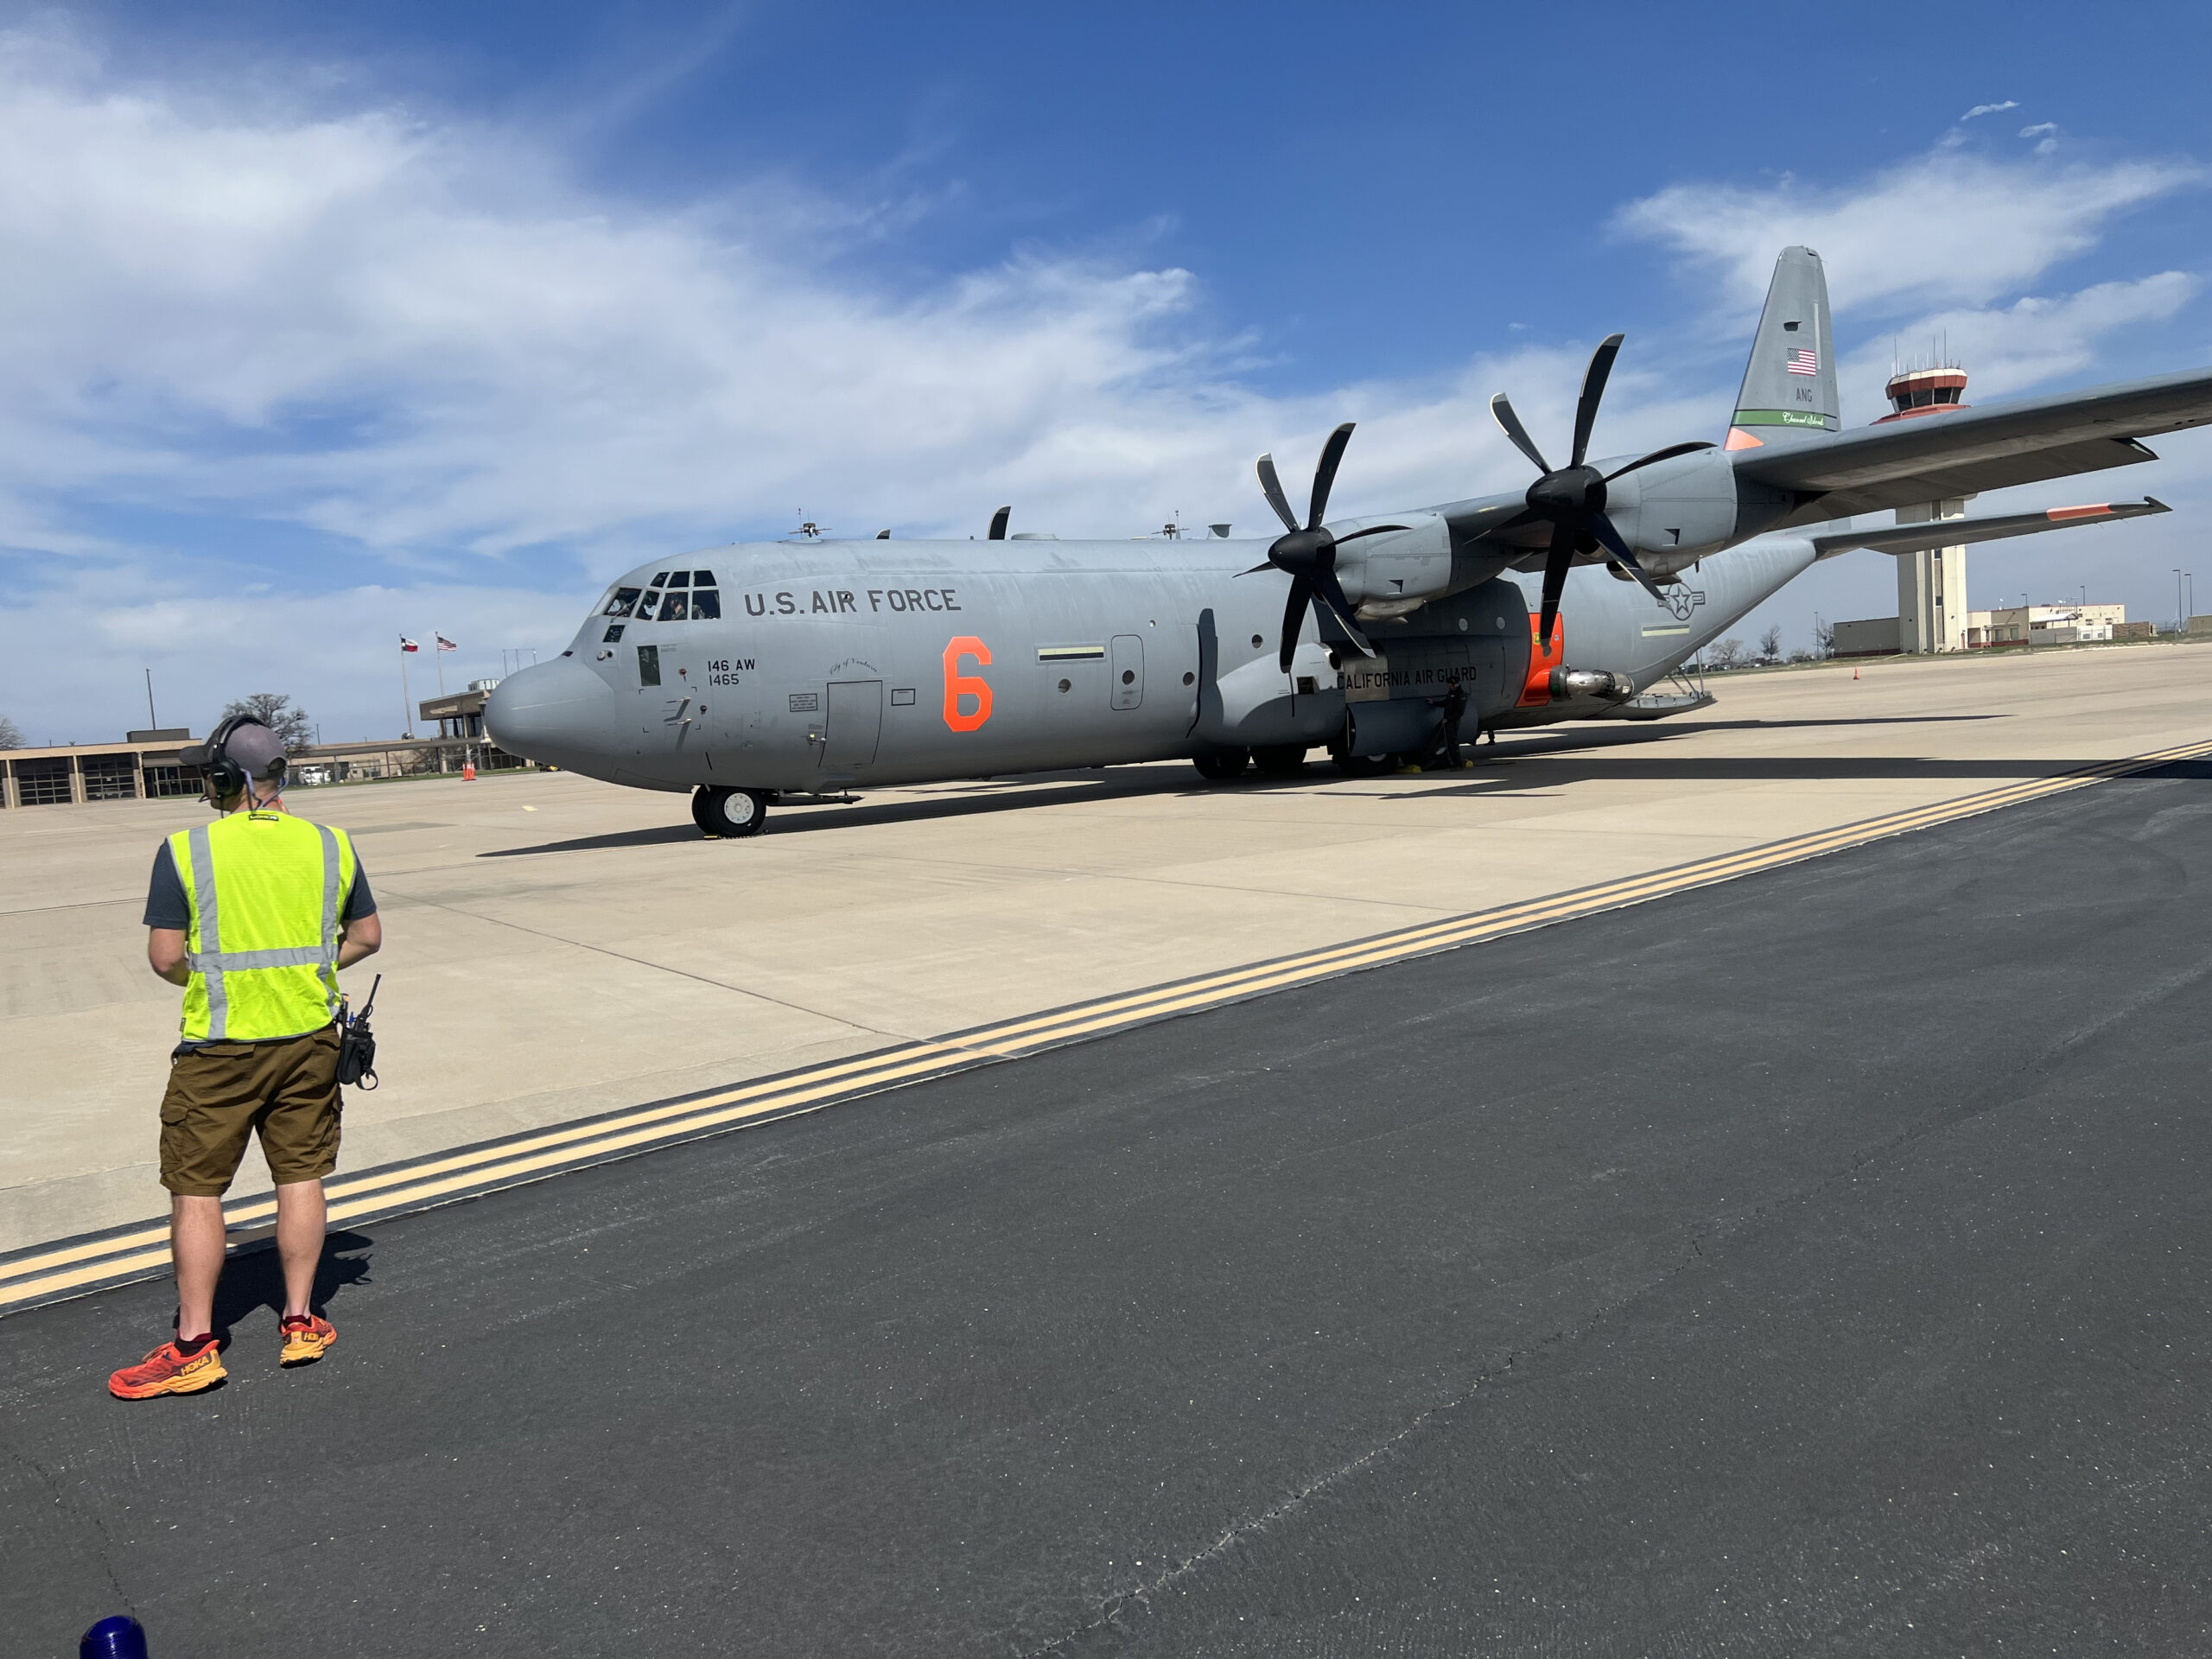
485, 657, 615, 765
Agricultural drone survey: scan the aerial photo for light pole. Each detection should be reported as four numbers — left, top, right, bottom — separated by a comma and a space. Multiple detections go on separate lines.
2177, 569, 2186, 634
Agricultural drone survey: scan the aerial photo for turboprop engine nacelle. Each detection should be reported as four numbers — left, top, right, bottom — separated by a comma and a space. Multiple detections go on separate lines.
1589, 448, 1741, 573
1325, 511, 1453, 614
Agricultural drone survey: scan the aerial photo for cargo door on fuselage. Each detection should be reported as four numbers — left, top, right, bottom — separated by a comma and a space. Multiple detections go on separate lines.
825, 680, 883, 769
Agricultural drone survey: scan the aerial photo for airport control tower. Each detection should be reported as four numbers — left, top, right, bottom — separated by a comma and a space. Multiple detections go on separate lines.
1876, 361, 1973, 652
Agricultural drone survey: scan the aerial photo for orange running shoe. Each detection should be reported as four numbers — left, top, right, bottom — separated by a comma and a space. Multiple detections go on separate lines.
279, 1313, 336, 1367
109, 1338, 226, 1400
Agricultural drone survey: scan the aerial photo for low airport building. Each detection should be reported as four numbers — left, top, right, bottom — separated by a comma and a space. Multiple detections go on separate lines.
2, 722, 530, 808
1832, 601, 2136, 657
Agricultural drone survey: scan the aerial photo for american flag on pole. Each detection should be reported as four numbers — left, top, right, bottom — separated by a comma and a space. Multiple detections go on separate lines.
1785, 346, 1819, 377
435, 632, 458, 652
400, 636, 420, 652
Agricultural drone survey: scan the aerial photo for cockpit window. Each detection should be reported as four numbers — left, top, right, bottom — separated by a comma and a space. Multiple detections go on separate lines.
634, 588, 660, 620
649, 572, 669, 588
692, 569, 716, 587
660, 591, 690, 621
602, 587, 640, 618
691, 588, 721, 619
666, 571, 690, 588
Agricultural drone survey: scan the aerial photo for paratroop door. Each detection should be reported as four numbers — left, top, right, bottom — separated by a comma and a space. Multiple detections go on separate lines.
1109, 635, 1143, 711
825, 680, 882, 767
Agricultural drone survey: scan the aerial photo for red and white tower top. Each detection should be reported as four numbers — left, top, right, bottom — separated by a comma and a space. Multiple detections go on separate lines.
1874, 365, 1970, 424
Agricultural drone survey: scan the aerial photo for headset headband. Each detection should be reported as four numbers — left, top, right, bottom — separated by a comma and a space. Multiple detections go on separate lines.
189, 714, 277, 801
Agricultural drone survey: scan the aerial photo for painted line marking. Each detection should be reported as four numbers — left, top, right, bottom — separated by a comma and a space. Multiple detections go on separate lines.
7, 736, 2208, 1314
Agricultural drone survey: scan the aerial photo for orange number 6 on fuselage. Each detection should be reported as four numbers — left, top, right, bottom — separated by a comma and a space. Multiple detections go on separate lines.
942, 636, 993, 731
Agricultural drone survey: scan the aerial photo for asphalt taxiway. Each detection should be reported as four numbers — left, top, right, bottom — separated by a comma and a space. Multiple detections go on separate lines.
3, 753, 2209, 1656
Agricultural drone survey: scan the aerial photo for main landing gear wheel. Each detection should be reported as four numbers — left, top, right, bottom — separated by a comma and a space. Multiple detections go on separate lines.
693, 785, 769, 838
1329, 745, 1390, 779
1192, 748, 1250, 782
1253, 744, 1309, 779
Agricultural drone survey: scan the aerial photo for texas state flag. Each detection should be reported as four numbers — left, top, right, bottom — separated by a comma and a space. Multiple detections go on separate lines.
400, 637, 420, 652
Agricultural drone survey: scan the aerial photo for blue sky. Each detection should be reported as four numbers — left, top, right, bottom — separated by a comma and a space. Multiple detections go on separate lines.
3, 1, 2210, 741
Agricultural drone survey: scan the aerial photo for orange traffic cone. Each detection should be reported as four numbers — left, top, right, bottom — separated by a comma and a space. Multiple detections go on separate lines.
1852, 666, 1859, 680
462, 760, 476, 780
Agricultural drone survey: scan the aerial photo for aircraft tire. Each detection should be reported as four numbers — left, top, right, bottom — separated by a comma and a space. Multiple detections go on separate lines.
1330, 747, 1390, 779
695, 785, 769, 838
1192, 748, 1250, 783
1253, 744, 1308, 778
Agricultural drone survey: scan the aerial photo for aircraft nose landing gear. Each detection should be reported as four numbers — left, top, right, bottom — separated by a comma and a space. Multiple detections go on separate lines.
693, 785, 769, 838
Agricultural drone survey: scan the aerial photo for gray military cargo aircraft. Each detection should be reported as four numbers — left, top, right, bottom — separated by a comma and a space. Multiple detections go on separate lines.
486, 246, 2208, 838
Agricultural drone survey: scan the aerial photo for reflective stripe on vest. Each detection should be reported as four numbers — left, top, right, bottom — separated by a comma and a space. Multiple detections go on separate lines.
170, 814, 354, 1042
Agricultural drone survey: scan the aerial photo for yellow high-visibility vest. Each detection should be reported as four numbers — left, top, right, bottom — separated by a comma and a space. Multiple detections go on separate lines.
168, 810, 358, 1043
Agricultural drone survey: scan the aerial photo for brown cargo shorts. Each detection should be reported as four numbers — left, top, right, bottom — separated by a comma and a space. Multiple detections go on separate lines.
158, 1025, 343, 1197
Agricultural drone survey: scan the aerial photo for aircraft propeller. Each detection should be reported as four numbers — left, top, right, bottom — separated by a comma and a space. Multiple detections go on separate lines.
1488, 334, 1715, 646
1245, 422, 1408, 675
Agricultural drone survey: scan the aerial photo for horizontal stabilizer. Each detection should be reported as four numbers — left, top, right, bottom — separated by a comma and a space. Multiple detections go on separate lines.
1811, 498, 2169, 563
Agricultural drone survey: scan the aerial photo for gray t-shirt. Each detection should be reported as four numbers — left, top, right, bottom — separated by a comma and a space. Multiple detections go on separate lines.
143, 839, 376, 930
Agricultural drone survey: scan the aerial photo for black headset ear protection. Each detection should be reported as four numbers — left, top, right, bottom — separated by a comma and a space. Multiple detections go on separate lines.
193, 714, 276, 801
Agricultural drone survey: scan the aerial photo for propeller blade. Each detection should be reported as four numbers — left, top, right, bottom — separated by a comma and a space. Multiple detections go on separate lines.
1312, 566, 1375, 658
1237, 559, 1274, 576
1331, 523, 1411, 544
1306, 422, 1356, 530
1570, 334, 1624, 468
1602, 440, 1717, 483
1587, 512, 1670, 604
1255, 453, 1299, 533
874, 529, 890, 539
1278, 577, 1313, 674
988, 505, 1010, 540
1490, 393, 1551, 475
1536, 549, 1573, 650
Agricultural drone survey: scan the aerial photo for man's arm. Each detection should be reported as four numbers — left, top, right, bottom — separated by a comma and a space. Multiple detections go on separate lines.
338, 912, 382, 969
148, 928, 189, 986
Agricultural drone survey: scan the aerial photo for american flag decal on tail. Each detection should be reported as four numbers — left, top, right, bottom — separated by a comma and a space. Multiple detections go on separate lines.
1785, 347, 1819, 377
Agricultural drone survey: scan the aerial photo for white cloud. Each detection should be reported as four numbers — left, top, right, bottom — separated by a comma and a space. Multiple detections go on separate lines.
1961, 100, 2020, 121
1613, 146, 2203, 315
2020, 123, 2060, 138
1839, 273, 2198, 420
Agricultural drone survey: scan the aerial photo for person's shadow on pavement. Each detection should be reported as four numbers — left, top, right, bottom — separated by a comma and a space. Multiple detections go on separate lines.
208, 1229, 374, 1344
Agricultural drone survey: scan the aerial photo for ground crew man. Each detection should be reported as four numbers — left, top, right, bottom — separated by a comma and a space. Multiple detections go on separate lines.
107, 715, 381, 1400
1438, 677, 1471, 769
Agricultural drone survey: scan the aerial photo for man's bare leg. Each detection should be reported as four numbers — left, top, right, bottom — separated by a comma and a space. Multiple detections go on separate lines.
274, 1179, 327, 1319
171, 1194, 226, 1339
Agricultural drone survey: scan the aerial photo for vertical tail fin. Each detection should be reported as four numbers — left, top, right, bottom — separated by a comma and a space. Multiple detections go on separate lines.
1725, 246, 1839, 451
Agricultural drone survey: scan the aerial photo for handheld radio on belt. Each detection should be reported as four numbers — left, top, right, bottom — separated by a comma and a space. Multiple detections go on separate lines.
336, 973, 381, 1090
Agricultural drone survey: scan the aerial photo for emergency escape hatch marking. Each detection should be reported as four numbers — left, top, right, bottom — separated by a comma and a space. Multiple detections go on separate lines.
9, 733, 2212, 1315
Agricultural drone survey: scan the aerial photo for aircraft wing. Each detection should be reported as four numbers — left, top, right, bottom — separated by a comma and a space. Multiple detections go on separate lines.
1808, 497, 2170, 563
1736, 366, 2212, 527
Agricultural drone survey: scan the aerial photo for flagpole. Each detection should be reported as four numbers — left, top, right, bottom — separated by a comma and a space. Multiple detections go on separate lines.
435, 638, 447, 696
400, 648, 414, 738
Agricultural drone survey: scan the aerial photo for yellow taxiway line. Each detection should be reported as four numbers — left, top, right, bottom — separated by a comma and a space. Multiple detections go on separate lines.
7, 736, 2208, 1314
